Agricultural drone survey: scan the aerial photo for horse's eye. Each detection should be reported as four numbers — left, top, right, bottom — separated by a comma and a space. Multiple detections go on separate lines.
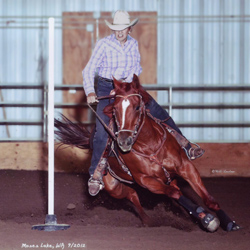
135, 106, 140, 111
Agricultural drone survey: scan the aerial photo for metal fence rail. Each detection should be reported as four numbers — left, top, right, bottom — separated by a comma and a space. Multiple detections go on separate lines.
0, 83, 250, 141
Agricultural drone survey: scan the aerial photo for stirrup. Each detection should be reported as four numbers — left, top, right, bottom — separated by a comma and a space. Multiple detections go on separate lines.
88, 177, 104, 196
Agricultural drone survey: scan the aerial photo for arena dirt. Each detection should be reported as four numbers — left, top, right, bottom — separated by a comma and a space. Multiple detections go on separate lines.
0, 170, 249, 250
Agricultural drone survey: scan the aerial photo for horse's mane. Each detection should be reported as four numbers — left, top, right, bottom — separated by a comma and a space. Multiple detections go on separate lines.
103, 75, 151, 118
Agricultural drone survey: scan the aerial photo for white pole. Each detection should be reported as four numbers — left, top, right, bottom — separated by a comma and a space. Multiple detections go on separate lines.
32, 18, 69, 230
48, 17, 55, 215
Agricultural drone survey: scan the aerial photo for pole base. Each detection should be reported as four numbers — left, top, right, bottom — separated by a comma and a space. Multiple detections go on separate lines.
32, 214, 70, 232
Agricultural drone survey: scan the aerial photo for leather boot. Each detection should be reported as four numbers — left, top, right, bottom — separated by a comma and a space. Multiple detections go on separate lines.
165, 125, 205, 160
88, 158, 107, 196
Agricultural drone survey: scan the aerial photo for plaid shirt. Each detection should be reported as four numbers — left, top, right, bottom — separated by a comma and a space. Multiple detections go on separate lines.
82, 34, 142, 95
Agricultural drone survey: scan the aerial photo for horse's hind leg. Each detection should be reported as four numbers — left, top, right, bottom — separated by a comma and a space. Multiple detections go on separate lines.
177, 159, 240, 231
103, 173, 151, 226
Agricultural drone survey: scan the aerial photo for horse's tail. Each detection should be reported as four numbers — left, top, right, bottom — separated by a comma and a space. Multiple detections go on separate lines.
54, 114, 92, 150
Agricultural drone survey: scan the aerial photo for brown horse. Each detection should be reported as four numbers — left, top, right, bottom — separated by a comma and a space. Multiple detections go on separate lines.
55, 75, 239, 232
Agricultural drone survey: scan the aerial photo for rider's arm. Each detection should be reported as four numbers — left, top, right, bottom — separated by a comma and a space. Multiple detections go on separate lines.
82, 39, 105, 96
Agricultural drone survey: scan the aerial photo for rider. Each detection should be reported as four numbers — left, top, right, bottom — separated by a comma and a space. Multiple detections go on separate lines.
82, 10, 204, 196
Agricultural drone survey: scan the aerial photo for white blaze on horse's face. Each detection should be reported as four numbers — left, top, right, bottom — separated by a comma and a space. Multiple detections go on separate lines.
121, 98, 130, 129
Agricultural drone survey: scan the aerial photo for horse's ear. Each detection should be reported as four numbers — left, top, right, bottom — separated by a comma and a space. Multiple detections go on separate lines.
113, 76, 122, 90
132, 74, 151, 104
132, 74, 140, 89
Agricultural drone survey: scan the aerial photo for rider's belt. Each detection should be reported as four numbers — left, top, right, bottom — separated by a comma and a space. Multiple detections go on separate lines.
98, 76, 113, 83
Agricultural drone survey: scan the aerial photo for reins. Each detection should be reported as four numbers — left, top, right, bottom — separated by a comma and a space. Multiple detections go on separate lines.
87, 95, 117, 140
88, 93, 168, 160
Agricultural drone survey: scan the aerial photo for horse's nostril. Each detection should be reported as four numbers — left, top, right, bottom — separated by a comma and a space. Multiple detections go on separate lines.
127, 136, 133, 145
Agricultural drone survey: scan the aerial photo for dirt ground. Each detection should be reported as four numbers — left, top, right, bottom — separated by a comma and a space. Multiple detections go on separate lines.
0, 170, 249, 250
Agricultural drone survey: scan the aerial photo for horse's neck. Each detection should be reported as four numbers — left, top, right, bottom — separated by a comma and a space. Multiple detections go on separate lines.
133, 115, 166, 153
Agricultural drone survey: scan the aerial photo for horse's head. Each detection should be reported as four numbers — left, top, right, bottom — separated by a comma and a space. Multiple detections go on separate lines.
104, 74, 150, 152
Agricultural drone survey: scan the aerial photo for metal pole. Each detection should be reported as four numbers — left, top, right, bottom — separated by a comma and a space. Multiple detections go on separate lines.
32, 18, 69, 231
48, 17, 55, 215
169, 86, 173, 116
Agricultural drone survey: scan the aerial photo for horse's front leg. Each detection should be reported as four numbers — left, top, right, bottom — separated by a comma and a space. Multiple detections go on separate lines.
177, 159, 240, 231
103, 172, 151, 226
177, 159, 220, 211
135, 174, 220, 232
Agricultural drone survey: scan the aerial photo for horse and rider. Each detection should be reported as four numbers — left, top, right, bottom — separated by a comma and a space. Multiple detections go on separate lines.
82, 10, 204, 197
55, 10, 240, 232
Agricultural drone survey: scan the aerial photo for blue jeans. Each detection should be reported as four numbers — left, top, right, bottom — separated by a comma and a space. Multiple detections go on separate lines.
89, 77, 182, 175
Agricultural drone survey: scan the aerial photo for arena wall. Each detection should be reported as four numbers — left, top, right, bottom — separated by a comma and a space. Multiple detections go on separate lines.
0, 142, 249, 177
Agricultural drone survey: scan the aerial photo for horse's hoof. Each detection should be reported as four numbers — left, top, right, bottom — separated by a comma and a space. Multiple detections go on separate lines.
227, 221, 241, 231
207, 217, 220, 232
216, 209, 240, 231
201, 213, 220, 232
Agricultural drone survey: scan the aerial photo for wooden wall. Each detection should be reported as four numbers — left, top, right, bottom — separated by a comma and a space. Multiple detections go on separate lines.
0, 142, 249, 177
0, 142, 91, 174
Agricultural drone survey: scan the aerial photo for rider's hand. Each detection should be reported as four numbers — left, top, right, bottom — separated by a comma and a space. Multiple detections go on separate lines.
110, 89, 116, 96
87, 93, 99, 104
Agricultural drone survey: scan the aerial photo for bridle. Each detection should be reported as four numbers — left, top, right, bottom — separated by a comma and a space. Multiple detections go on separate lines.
113, 93, 145, 144
87, 93, 145, 143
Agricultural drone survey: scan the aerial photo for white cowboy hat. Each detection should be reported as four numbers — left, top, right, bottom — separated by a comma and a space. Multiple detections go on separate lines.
105, 10, 139, 31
